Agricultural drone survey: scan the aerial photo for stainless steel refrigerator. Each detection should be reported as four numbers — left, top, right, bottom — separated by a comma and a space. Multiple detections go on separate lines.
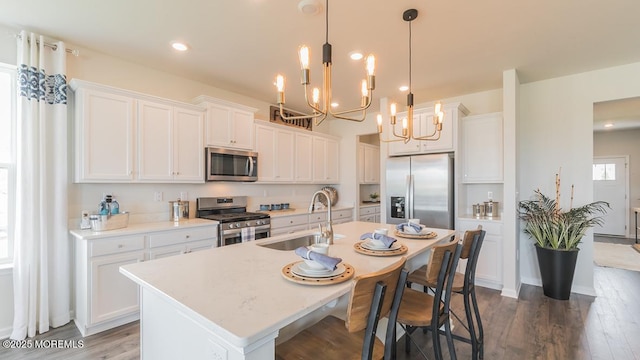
386, 153, 454, 229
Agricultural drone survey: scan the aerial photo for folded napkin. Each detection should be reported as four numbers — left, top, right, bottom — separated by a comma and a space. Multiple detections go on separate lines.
396, 222, 423, 233
359, 233, 397, 248
294, 247, 342, 271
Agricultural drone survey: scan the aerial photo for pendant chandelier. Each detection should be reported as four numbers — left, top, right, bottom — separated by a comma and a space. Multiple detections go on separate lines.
377, 9, 444, 143
275, 0, 376, 127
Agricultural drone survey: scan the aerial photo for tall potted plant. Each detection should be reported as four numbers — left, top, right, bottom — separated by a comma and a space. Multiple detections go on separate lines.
518, 173, 609, 300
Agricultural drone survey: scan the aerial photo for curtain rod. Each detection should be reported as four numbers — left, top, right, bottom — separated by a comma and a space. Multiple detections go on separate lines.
14, 33, 80, 56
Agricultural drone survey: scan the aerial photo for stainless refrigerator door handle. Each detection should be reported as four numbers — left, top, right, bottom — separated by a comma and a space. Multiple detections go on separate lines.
409, 174, 415, 219
405, 175, 412, 220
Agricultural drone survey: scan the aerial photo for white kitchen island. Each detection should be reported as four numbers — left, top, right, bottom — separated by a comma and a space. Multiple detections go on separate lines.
120, 221, 454, 360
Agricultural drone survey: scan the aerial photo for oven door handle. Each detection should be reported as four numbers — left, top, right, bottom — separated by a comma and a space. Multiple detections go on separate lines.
222, 224, 270, 236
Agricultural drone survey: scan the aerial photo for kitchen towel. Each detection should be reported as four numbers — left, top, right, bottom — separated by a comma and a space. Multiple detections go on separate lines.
294, 247, 342, 271
359, 233, 397, 248
241, 227, 255, 242
396, 222, 423, 234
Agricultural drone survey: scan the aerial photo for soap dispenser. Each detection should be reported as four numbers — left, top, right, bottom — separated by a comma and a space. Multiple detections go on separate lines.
99, 197, 109, 215
110, 197, 120, 215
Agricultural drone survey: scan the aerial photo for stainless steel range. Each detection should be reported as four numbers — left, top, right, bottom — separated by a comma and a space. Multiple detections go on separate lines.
196, 196, 270, 247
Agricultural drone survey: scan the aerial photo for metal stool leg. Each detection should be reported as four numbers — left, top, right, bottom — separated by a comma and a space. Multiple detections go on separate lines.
471, 286, 484, 360
463, 288, 478, 360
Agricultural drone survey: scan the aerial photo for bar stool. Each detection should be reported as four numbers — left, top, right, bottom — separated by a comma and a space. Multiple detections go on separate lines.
406, 226, 486, 360
276, 257, 408, 360
395, 240, 463, 360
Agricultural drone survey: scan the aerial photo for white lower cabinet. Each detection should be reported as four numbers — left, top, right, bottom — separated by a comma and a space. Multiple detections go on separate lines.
359, 205, 380, 223
457, 218, 503, 290
73, 224, 217, 336
270, 208, 354, 235
270, 214, 310, 236
90, 250, 145, 325
332, 208, 354, 225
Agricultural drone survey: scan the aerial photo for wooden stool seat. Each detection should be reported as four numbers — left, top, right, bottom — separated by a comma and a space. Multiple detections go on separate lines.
275, 316, 385, 360
407, 265, 465, 292
396, 288, 443, 327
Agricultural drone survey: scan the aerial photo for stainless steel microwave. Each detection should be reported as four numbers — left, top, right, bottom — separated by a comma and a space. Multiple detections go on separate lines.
206, 147, 258, 182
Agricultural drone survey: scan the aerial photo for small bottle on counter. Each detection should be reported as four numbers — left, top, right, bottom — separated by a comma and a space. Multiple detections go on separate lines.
80, 210, 91, 229
110, 197, 120, 215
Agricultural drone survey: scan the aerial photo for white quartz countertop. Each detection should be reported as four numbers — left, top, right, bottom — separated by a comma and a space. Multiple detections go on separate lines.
70, 218, 218, 240
120, 221, 454, 348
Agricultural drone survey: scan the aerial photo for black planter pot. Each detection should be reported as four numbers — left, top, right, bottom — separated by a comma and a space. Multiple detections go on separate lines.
535, 244, 579, 300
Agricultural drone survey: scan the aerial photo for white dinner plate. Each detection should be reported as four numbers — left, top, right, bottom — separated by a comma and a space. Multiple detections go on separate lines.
299, 261, 333, 274
291, 262, 346, 278
361, 240, 402, 251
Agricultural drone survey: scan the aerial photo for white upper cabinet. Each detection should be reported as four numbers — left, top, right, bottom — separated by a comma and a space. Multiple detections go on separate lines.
388, 102, 468, 156
312, 136, 339, 183
460, 112, 503, 183
137, 101, 173, 181
294, 132, 313, 182
254, 122, 339, 184
71, 79, 204, 183
194, 96, 257, 151
255, 123, 294, 182
73, 84, 135, 182
358, 143, 380, 184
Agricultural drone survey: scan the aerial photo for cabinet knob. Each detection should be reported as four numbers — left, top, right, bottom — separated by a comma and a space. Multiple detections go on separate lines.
118, 244, 124, 248
185, 235, 190, 239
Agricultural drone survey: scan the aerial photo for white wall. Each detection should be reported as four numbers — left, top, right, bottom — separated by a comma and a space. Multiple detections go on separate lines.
518, 62, 640, 295
594, 128, 640, 235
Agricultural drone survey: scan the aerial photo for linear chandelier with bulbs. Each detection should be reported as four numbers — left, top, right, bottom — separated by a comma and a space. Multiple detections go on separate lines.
377, 9, 444, 143
275, 0, 375, 127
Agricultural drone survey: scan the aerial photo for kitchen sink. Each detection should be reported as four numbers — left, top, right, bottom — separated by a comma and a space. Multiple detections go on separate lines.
258, 233, 345, 251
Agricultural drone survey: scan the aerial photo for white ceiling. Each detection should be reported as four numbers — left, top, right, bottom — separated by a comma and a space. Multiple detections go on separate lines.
2, 0, 640, 119
594, 97, 640, 132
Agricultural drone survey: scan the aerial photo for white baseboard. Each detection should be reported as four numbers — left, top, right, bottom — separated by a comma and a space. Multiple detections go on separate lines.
501, 283, 521, 299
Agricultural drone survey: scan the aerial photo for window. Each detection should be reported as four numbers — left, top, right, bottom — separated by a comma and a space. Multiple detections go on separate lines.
593, 163, 616, 181
0, 63, 15, 264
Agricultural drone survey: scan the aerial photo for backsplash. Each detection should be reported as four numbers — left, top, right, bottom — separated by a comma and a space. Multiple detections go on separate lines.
67, 182, 344, 229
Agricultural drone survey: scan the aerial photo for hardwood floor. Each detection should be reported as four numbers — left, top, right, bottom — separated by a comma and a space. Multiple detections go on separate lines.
3, 266, 639, 360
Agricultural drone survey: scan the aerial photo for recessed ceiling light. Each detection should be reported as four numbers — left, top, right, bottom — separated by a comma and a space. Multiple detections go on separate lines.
349, 52, 363, 60
331, 102, 339, 108
604, 123, 614, 128
399, 85, 409, 92
171, 42, 189, 51
298, 0, 322, 15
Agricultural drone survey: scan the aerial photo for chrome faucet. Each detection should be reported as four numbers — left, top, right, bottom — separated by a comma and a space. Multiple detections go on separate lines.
309, 190, 333, 245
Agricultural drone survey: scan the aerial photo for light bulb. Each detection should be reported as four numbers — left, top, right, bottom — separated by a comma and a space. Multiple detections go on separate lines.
402, 117, 408, 129
361, 80, 368, 97
366, 55, 375, 76
438, 111, 444, 124
299, 46, 310, 70
390, 103, 397, 116
377, 114, 383, 126
276, 75, 285, 92
312, 88, 320, 105
434, 102, 442, 115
